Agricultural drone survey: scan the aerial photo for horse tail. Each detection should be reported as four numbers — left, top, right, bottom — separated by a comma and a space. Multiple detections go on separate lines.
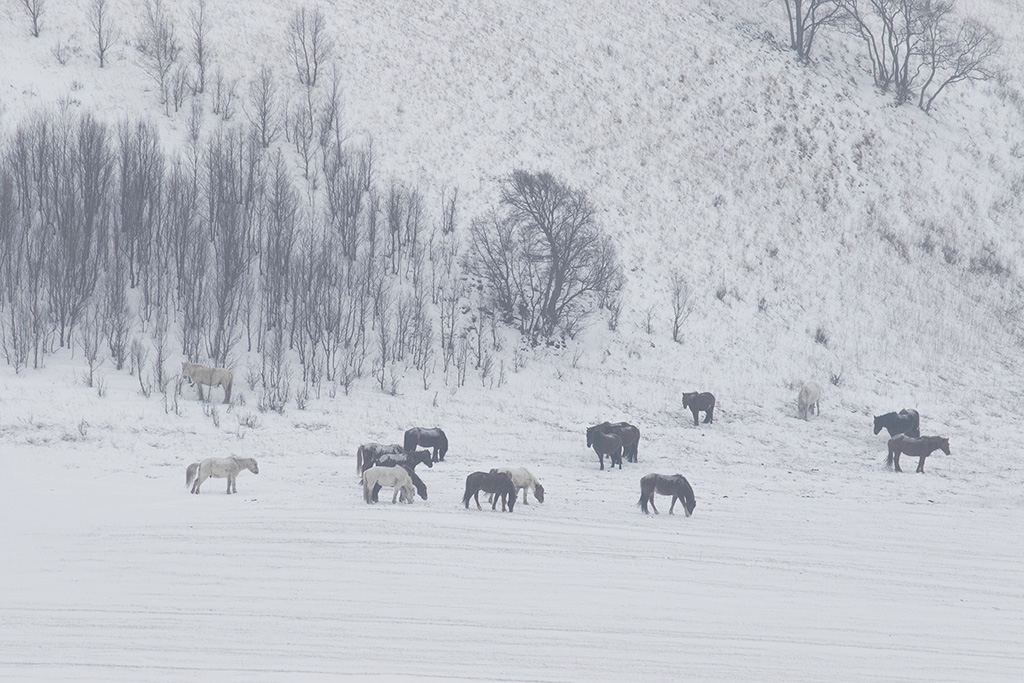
356, 446, 364, 474
362, 471, 372, 503
885, 445, 895, 469
185, 462, 199, 488
462, 481, 473, 508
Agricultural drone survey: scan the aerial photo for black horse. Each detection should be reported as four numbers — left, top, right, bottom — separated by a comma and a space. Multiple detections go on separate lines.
371, 449, 433, 501
463, 471, 516, 512
682, 391, 715, 426
404, 427, 449, 462
586, 426, 623, 470
637, 473, 696, 516
873, 409, 920, 438
594, 422, 640, 463
886, 435, 950, 473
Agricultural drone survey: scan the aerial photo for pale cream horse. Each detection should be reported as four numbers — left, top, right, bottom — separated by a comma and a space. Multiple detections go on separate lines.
186, 457, 259, 494
489, 467, 545, 505
798, 381, 821, 420
362, 466, 416, 504
181, 361, 234, 404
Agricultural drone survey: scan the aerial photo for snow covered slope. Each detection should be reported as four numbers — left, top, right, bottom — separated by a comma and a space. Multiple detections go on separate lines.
1, 0, 1023, 680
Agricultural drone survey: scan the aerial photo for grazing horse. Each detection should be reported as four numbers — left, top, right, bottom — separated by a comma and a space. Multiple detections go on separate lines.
488, 467, 545, 505
798, 381, 821, 420
594, 422, 640, 463
185, 457, 258, 494
362, 466, 416, 504
181, 361, 233, 404
586, 426, 623, 470
886, 435, 950, 473
371, 451, 432, 501
356, 443, 405, 474
404, 427, 449, 462
682, 391, 715, 426
873, 409, 920, 438
463, 471, 517, 512
637, 473, 696, 516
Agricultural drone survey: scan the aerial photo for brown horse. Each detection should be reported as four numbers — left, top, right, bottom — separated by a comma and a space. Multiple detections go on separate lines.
356, 443, 404, 474
586, 426, 622, 470
594, 422, 640, 463
637, 474, 696, 516
463, 471, 516, 512
886, 435, 950, 473
682, 391, 715, 426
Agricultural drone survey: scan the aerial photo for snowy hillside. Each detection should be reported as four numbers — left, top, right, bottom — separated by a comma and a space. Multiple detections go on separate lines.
2, 0, 1024, 680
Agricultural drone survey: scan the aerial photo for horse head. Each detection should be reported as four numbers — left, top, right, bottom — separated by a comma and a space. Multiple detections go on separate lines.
872, 415, 883, 435
534, 483, 545, 503
248, 459, 259, 474
416, 449, 433, 467
939, 437, 951, 456
682, 393, 690, 409
586, 426, 596, 447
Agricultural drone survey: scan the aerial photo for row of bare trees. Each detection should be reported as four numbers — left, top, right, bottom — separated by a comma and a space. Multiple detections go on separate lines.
780, 0, 1000, 111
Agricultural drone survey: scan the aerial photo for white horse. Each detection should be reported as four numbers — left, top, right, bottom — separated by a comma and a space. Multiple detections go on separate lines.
186, 457, 259, 494
798, 381, 821, 420
362, 466, 416, 504
181, 361, 234, 404
489, 467, 545, 505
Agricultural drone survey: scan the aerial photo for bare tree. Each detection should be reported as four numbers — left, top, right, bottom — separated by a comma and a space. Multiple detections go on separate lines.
20, 0, 45, 37
918, 17, 1000, 112
247, 64, 280, 148
465, 171, 623, 340
669, 272, 693, 343
188, 0, 209, 94
136, 0, 182, 112
88, 0, 119, 67
288, 6, 334, 87
782, 0, 841, 62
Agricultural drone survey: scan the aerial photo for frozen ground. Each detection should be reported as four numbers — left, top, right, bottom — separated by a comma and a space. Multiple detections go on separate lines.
2, 350, 1023, 682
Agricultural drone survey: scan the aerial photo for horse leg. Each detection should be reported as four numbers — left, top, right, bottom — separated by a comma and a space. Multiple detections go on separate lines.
491, 491, 499, 510
669, 496, 677, 515
474, 490, 482, 510
522, 487, 529, 505
649, 496, 660, 515
392, 486, 400, 504
704, 407, 714, 424
894, 452, 903, 473
432, 447, 439, 464
597, 451, 604, 470
691, 408, 699, 427
226, 474, 233, 494
917, 456, 926, 473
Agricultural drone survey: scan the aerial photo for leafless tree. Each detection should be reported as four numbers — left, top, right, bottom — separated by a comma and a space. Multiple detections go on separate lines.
288, 5, 334, 87
918, 17, 1000, 112
211, 68, 238, 121
188, 0, 209, 94
782, 0, 841, 62
670, 272, 693, 343
88, 0, 119, 68
465, 171, 623, 340
247, 64, 280, 148
136, 0, 182, 112
20, 0, 45, 37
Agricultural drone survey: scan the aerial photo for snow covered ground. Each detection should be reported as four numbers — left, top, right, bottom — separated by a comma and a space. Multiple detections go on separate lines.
2, 346, 1023, 682
2, 0, 1024, 680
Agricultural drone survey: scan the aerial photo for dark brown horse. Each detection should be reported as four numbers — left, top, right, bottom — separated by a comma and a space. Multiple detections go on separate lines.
637, 474, 696, 516
586, 426, 622, 470
463, 471, 516, 512
682, 391, 715, 426
356, 443, 405, 474
873, 409, 920, 438
886, 435, 950, 473
404, 427, 449, 462
594, 422, 640, 463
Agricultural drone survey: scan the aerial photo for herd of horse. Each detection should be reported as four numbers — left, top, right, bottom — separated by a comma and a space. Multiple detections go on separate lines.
182, 384, 952, 515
